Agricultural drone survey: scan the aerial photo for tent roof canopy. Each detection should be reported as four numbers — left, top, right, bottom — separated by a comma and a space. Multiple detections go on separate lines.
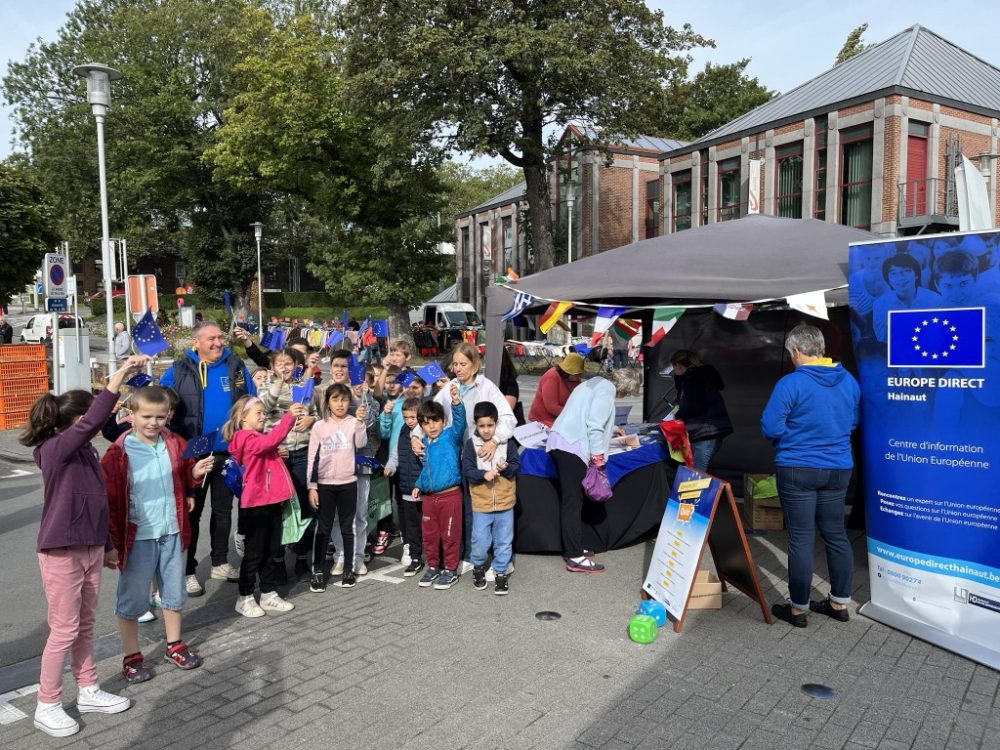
502, 215, 876, 311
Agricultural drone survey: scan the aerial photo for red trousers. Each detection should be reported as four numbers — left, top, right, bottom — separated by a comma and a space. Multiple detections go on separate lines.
421, 488, 462, 571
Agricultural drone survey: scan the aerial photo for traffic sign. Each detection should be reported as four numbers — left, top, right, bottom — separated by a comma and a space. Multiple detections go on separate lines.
44, 253, 70, 298
127, 274, 159, 313
45, 298, 69, 312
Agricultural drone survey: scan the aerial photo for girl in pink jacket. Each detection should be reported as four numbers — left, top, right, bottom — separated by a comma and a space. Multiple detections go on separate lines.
224, 396, 304, 618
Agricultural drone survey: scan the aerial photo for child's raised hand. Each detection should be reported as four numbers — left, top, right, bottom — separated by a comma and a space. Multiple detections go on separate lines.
193, 456, 214, 479
450, 383, 461, 404
308, 489, 320, 509
383, 400, 394, 415
356, 403, 367, 421
307, 352, 320, 368
288, 402, 305, 418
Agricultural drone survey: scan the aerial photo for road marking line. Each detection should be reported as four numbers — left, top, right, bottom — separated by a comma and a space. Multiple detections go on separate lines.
0, 684, 39, 725
0, 469, 33, 479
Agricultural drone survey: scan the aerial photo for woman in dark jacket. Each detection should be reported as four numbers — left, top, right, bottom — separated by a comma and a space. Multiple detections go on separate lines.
670, 350, 733, 472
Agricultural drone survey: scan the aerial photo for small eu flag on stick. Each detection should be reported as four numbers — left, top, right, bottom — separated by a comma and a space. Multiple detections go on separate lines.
291, 379, 315, 404
348, 355, 367, 386
396, 368, 418, 388
417, 361, 447, 384
182, 430, 218, 459
132, 309, 169, 356
125, 373, 154, 389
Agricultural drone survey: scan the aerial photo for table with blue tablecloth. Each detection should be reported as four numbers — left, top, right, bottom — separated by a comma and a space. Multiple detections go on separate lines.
514, 440, 678, 553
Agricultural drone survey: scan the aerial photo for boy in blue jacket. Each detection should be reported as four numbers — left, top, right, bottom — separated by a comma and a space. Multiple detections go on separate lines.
412, 384, 465, 590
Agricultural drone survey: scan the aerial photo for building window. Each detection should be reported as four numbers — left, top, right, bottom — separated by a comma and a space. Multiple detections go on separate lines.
460, 226, 471, 302
645, 180, 660, 238
814, 116, 827, 220
840, 124, 874, 229
718, 157, 741, 221
501, 216, 514, 272
775, 142, 804, 218
479, 222, 492, 275
699, 150, 709, 225
672, 170, 692, 232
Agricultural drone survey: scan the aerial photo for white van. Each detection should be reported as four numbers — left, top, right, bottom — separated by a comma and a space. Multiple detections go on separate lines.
408, 302, 482, 329
19, 314, 86, 343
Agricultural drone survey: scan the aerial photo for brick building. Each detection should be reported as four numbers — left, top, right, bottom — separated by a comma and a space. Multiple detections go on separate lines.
455, 126, 686, 314
659, 25, 1000, 237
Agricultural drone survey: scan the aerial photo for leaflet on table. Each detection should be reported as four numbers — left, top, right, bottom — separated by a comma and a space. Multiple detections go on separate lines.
606, 434, 640, 455
512, 421, 548, 449
642, 466, 723, 620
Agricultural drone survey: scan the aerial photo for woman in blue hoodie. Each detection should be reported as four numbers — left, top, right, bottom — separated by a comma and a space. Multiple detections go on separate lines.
762, 324, 860, 628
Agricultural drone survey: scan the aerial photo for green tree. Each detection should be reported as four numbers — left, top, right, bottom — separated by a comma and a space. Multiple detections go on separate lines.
340, 0, 711, 271
0, 159, 58, 305
836, 23, 872, 65
438, 162, 523, 223
666, 59, 774, 140
208, 6, 451, 341
2, 0, 281, 316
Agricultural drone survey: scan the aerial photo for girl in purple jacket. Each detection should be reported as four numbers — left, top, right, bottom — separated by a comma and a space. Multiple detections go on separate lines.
20, 355, 149, 738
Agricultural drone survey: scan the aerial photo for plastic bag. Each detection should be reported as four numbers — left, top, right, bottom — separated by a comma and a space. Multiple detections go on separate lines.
582, 463, 613, 503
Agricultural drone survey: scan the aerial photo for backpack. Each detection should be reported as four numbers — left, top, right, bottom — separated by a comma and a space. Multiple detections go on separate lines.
222, 457, 245, 498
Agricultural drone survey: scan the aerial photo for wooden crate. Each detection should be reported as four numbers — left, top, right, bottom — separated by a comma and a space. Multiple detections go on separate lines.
742, 472, 783, 531
0, 375, 49, 397
0, 409, 30, 430
0, 344, 46, 363
688, 570, 723, 609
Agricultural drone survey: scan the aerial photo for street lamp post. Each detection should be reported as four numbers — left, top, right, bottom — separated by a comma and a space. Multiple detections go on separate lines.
73, 62, 122, 370
566, 179, 576, 264
250, 222, 264, 326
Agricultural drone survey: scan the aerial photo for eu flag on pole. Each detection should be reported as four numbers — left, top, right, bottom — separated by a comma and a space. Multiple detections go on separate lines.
125, 373, 154, 389
340, 310, 350, 329
182, 430, 218, 459
223, 290, 232, 317
325, 330, 344, 348
887, 307, 985, 368
348, 355, 367, 386
291, 379, 315, 404
418, 361, 447, 384
396, 368, 418, 388
372, 319, 389, 338
132, 309, 169, 356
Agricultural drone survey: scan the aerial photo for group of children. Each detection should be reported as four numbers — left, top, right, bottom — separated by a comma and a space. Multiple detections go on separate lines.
22, 337, 520, 738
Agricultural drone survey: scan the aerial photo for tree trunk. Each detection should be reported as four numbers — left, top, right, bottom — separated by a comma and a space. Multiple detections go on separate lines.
524, 162, 555, 271
386, 299, 414, 351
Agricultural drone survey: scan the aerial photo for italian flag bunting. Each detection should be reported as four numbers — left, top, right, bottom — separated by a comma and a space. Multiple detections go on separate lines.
645, 307, 685, 347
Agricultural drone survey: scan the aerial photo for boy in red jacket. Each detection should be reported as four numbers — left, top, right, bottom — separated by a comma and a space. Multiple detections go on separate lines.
102, 386, 214, 684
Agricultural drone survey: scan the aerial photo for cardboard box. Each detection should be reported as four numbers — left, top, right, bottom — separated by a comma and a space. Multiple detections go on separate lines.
687, 569, 722, 609
742, 472, 783, 531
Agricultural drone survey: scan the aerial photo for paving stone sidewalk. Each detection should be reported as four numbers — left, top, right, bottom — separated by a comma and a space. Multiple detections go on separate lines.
2, 530, 998, 750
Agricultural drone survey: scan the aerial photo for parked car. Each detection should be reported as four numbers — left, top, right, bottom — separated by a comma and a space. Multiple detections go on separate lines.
19, 314, 87, 343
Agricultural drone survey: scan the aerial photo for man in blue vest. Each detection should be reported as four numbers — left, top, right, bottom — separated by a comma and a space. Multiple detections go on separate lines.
160, 321, 256, 596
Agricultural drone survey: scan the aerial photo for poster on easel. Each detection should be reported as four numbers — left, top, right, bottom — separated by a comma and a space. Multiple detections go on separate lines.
642, 465, 771, 631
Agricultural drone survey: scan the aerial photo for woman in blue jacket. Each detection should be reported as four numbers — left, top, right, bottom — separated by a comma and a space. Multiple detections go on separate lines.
761, 324, 860, 628
547, 368, 642, 573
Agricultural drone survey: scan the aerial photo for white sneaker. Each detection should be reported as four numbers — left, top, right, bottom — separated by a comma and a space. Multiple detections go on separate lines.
355, 561, 368, 576
211, 562, 240, 581
485, 567, 496, 582
137, 610, 156, 623
76, 684, 131, 714
259, 591, 294, 613
400, 544, 411, 567
235, 595, 265, 618
234, 533, 246, 557
185, 574, 204, 596
331, 560, 344, 576
457, 560, 474, 575
34, 701, 79, 737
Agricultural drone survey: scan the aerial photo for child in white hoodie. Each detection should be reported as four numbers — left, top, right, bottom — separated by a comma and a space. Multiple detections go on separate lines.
307, 383, 367, 593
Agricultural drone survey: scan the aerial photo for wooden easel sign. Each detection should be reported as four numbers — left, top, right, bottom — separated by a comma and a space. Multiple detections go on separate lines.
642, 465, 772, 632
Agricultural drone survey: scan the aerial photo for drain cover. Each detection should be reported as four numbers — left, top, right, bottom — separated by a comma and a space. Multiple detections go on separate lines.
801, 683, 835, 699
535, 611, 561, 621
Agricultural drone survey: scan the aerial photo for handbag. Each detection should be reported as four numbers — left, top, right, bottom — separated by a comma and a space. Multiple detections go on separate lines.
582, 462, 613, 503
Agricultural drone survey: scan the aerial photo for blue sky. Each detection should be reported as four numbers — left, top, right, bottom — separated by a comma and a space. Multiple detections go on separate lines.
2, 1, 999, 160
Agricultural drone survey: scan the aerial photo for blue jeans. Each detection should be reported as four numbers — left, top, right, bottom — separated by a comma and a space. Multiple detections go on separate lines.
690, 437, 725, 472
470, 509, 514, 574
776, 467, 854, 610
116, 533, 186, 619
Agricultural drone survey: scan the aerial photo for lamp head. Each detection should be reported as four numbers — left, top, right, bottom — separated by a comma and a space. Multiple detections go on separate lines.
72, 63, 123, 116
250, 222, 264, 241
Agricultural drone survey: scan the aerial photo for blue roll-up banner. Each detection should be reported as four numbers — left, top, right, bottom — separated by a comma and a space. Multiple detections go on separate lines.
849, 230, 1000, 670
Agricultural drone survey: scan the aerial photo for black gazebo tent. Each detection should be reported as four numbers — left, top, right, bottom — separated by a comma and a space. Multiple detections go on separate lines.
484, 214, 876, 490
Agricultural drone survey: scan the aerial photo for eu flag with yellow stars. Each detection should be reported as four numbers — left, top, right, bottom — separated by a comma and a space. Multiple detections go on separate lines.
132, 309, 169, 356
887, 308, 985, 368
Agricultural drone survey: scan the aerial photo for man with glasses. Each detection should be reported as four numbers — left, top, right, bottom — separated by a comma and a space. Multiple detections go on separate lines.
160, 322, 256, 595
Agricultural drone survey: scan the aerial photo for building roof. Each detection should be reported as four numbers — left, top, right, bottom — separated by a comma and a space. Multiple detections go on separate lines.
571, 125, 687, 154
463, 180, 527, 217
665, 24, 1000, 156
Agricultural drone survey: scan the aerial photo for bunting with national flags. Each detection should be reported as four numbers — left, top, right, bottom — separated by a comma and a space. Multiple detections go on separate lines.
713, 302, 753, 321
785, 290, 829, 320
538, 301, 574, 335
612, 318, 641, 340
502, 291, 537, 322
645, 307, 685, 347
589, 306, 628, 346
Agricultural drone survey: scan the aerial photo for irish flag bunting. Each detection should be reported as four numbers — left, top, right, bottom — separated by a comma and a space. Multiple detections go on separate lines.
785, 290, 829, 320
713, 302, 753, 320
589, 306, 629, 346
645, 307, 685, 347
538, 301, 574, 334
